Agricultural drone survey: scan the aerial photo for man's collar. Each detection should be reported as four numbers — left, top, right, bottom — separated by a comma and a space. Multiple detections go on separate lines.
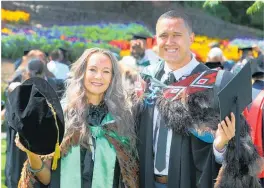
49, 60, 62, 64
164, 53, 199, 80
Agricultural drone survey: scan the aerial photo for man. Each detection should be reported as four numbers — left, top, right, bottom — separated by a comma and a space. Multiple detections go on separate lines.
137, 10, 259, 188
240, 46, 255, 62
8, 58, 65, 99
14, 49, 48, 70
205, 47, 224, 70
231, 46, 255, 75
205, 47, 235, 71
47, 49, 70, 80
252, 44, 263, 58
121, 34, 160, 71
10, 49, 54, 84
58, 47, 72, 66
4, 58, 65, 188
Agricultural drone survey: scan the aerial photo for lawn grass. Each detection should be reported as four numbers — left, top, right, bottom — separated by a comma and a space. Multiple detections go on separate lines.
1, 139, 7, 188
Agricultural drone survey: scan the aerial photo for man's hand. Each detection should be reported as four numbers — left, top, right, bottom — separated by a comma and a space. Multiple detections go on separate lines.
214, 112, 236, 151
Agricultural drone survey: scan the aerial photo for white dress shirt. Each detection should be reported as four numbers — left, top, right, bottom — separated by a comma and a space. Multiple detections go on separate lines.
153, 55, 225, 175
47, 60, 70, 80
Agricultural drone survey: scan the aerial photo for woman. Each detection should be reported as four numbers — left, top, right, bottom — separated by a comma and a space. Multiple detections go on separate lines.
17, 48, 139, 188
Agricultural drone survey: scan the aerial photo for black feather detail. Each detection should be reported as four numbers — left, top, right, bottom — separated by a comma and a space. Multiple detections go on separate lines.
215, 116, 263, 188
156, 88, 264, 188
156, 89, 219, 135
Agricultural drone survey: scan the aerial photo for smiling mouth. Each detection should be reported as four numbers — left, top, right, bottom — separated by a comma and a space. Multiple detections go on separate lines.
91, 82, 103, 86
165, 48, 178, 53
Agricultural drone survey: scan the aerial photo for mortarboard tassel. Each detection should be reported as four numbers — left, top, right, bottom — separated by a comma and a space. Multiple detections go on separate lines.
46, 100, 61, 170
52, 142, 61, 170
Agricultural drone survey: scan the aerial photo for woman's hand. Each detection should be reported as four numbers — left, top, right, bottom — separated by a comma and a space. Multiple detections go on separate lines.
214, 112, 236, 151
15, 134, 51, 185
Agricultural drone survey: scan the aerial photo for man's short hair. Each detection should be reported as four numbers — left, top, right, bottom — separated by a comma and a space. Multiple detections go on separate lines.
208, 47, 223, 59
157, 10, 192, 33
50, 49, 63, 61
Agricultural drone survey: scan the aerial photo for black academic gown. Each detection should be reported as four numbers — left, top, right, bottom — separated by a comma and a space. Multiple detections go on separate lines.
46, 77, 65, 99
205, 61, 223, 70
138, 62, 221, 188
5, 121, 27, 188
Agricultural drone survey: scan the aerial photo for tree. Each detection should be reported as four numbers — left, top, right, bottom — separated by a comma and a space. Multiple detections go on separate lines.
246, 0, 264, 15
203, 0, 264, 15
202, 0, 264, 30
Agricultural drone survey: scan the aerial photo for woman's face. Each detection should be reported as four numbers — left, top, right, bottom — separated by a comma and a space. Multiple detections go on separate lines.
84, 52, 113, 96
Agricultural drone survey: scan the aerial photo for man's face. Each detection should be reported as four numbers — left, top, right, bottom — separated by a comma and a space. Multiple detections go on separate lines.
130, 39, 146, 60
28, 50, 47, 63
247, 51, 254, 58
156, 18, 194, 66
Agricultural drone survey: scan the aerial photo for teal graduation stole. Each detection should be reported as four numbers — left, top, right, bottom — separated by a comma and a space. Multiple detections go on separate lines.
60, 113, 129, 188
60, 145, 81, 188
90, 113, 116, 188
138, 60, 150, 67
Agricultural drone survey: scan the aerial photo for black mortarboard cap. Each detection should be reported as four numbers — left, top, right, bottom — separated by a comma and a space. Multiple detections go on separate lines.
44, 51, 49, 57
217, 62, 252, 157
239, 46, 253, 51
8, 77, 64, 169
58, 47, 69, 58
132, 34, 149, 40
59, 47, 68, 53
238, 46, 253, 54
24, 50, 30, 56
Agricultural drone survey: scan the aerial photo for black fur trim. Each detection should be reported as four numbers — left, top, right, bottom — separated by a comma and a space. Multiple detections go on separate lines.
215, 116, 263, 188
156, 89, 264, 187
156, 89, 219, 135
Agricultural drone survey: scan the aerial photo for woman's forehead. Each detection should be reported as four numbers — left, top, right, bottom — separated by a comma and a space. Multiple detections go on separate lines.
87, 53, 112, 68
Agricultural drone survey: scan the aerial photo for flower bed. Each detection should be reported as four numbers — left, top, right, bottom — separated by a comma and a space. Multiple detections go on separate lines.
1, 9, 30, 24
190, 35, 238, 62
1, 34, 121, 61
191, 36, 264, 62
1, 23, 153, 60
1, 22, 263, 62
